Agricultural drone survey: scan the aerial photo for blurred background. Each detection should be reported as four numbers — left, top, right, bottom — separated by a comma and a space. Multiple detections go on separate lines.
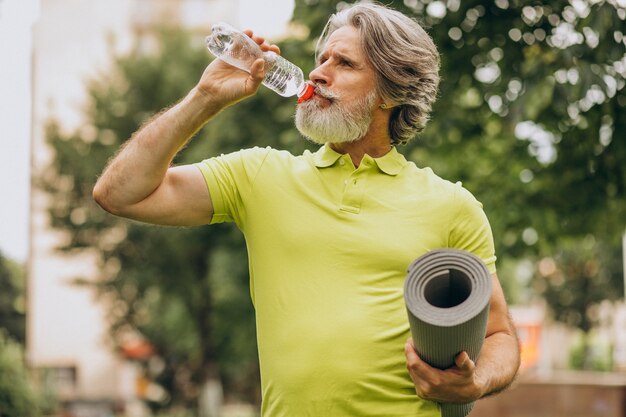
0, 0, 625, 416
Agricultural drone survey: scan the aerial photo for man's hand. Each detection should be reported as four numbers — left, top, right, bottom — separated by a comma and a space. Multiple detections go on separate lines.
404, 274, 520, 404
404, 338, 485, 404
196, 30, 281, 109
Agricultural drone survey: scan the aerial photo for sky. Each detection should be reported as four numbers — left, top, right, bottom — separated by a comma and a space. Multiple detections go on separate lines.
0, 0, 294, 263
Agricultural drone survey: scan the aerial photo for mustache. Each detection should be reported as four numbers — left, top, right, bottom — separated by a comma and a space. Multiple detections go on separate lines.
314, 84, 340, 101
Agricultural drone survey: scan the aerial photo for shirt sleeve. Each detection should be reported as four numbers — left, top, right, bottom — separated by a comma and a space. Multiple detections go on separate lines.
194, 146, 271, 228
448, 182, 497, 274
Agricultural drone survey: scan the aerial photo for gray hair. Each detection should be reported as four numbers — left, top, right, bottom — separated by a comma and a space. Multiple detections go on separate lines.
317, 2, 441, 145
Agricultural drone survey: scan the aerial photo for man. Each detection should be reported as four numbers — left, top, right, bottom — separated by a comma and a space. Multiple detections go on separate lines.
94, 2, 520, 416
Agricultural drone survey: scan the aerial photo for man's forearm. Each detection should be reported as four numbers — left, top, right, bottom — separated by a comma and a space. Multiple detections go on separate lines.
93, 87, 221, 212
475, 318, 521, 397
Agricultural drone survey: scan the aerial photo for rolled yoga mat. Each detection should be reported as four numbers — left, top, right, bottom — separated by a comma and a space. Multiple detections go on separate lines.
404, 248, 492, 417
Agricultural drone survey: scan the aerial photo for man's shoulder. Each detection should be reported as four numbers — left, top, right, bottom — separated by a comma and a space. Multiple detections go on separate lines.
207, 146, 293, 166
405, 163, 459, 192
210, 146, 315, 179
236, 146, 318, 167
230, 146, 304, 161
403, 163, 484, 207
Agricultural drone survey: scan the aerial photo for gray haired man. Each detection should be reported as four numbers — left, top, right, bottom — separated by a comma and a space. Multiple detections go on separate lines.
94, 2, 520, 416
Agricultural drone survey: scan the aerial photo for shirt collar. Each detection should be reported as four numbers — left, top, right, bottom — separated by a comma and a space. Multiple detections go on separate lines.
372, 146, 407, 176
312, 143, 343, 168
312, 144, 407, 176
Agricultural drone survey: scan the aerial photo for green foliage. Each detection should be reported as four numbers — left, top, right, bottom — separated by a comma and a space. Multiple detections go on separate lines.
0, 256, 55, 416
44, 29, 244, 410
568, 330, 614, 371
0, 331, 39, 417
0, 253, 26, 344
533, 237, 623, 332
42, 0, 626, 408
42, 27, 313, 410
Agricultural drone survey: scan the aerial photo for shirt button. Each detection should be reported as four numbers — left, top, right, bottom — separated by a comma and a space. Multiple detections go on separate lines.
339, 160, 345, 166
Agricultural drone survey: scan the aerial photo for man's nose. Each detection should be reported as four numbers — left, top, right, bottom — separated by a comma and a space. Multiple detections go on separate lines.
309, 63, 330, 86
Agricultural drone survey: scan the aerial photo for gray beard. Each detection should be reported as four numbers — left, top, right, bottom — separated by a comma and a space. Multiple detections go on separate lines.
295, 90, 377, 145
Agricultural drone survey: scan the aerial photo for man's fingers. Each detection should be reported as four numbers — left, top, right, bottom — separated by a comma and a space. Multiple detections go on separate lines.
455, 351, 475, 373
242, 29, 281, 54
242, 29, 256, 39
243, 30, 267, 47
405, 340, 480, 403
249, 58, 266, 82
405, 338, 430, 374
268, 44, 281, 54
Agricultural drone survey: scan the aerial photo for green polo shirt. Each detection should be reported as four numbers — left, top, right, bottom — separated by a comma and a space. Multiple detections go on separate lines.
196, 144, 496, 417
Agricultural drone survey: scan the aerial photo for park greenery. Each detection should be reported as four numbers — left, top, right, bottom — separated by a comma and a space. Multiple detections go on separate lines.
40, 0, 625, 412
0, 252, 26, 345
0, 330, 39, 417
0, 254, 31, 417
0, 253, 55, 416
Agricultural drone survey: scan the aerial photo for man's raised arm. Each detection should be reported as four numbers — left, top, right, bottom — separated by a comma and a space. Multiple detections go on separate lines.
93, 31, 278, 226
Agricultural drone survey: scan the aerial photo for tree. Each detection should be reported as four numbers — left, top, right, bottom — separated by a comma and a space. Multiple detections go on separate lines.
534, 237, 623, 369
0, 330, 40, 417
42, 28, 315, 413
0, 252, 26, 344
0, 253, 44, 416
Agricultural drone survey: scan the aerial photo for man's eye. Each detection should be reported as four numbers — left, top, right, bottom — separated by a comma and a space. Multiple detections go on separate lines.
340, 59, 353, 67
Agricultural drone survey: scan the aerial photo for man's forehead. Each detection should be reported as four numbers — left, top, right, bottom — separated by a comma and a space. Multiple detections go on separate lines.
319, 26, 363, 57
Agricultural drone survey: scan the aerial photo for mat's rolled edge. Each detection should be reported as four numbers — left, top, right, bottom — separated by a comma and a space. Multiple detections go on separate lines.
404, 249, 492, 417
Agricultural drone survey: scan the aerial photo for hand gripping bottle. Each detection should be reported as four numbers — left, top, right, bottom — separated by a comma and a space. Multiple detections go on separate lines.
206, 22, 314, 103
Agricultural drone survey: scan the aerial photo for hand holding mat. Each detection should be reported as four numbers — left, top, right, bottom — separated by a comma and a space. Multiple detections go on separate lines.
404, 248, 492, 417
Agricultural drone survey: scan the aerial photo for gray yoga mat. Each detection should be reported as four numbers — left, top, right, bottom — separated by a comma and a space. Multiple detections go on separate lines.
404, 248, 492, 417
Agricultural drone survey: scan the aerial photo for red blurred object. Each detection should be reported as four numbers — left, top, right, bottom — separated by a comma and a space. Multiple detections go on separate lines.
120, 340, 155, 359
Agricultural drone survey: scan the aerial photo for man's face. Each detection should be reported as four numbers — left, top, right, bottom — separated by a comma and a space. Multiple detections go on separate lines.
295, 25, 381, 145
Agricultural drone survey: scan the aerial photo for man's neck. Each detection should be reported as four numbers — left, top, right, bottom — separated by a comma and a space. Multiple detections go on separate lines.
326, 103, 395, 167
329, 132, 392, 167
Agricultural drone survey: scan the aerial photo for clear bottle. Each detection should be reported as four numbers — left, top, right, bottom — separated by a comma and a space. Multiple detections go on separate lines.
206, 22, 314, 101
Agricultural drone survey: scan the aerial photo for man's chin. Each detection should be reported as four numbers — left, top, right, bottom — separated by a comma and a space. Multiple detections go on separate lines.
298, 132, 326, 145
295, 127, 361, 145
294, 115, 368, 145
294, 96, 373, 145
294, 125, 331, 145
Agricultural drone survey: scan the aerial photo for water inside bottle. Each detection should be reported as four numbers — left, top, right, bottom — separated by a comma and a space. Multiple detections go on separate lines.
263, 55, 304, 97
206, 24, 261, 72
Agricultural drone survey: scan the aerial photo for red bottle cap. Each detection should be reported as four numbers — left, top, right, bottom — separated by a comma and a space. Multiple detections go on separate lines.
297, 82, 315, 104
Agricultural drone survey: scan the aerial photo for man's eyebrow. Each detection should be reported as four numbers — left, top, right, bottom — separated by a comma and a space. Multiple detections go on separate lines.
317, 50, 360, 65
337, 52, 355, 63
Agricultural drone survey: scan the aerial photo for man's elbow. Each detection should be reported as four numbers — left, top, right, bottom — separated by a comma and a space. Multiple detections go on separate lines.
93, 181, 122, 215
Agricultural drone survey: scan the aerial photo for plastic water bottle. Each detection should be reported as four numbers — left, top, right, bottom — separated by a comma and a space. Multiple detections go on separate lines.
206, 22, 314, 102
